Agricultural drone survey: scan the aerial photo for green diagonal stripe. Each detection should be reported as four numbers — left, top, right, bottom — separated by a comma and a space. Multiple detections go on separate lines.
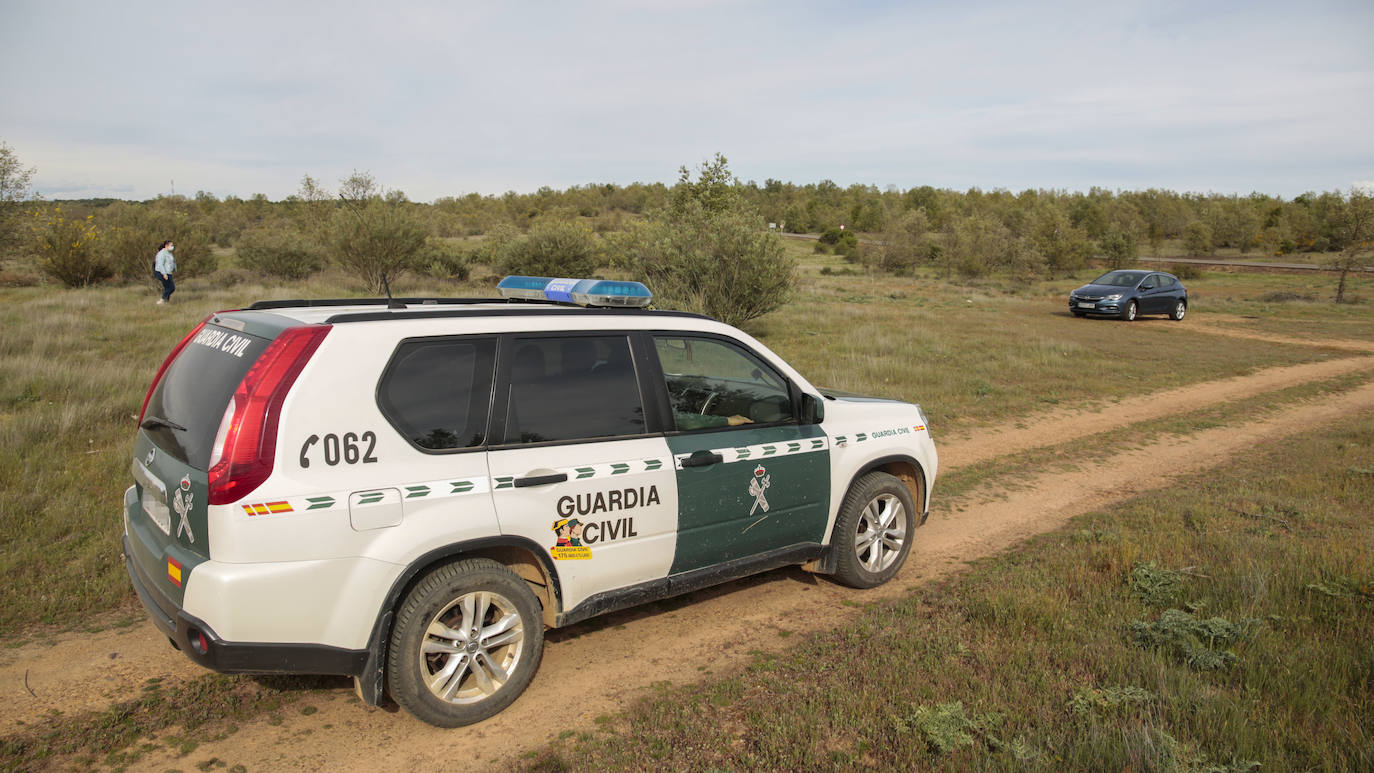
811, 439, 825, 449
358, 492, 383, 505
405, 485, 431, 499
644, 459, 662, 471
306, 496, 335, 510
761, 445, 777, 456
450, 480, 474, 494
787, 442, 801, 453
735, 447, 751, 459
575, 467, 596, 479
856, 433, 868, 442
610, 463, 630, 475
494, 477, 514, 490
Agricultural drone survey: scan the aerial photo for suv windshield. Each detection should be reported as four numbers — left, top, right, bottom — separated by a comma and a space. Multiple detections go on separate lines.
142, 324, 270, 467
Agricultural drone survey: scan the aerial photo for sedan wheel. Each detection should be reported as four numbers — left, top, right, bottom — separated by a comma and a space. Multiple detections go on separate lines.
388, 559, 543, 727
1171, 300, 1187, 321
833, 472, 917, 588
1122, 300, 1138, 322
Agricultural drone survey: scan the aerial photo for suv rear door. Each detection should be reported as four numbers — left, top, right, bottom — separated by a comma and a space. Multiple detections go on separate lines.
486, 333, 678, 612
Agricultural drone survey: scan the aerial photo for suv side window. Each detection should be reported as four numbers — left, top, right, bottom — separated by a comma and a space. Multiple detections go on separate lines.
503, 335, 645, 444
653, 335, 794, 431
378, 337, 496, 451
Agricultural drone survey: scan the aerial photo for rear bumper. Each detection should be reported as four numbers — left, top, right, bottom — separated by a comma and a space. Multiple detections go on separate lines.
123, 534, 368, 676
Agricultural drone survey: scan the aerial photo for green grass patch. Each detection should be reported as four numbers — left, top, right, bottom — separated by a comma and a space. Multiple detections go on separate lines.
519, 416, 1374, 771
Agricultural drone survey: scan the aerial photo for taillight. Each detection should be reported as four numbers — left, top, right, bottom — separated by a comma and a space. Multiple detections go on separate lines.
138, 315, 214, 424
207, 325, 331, 505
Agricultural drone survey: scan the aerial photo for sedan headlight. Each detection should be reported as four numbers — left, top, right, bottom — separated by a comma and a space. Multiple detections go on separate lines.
1104, 293, 1123, 301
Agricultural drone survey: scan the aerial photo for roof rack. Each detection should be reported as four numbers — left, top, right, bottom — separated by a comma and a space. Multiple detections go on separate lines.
321, 307, 710, 325
247, 297, 501, 311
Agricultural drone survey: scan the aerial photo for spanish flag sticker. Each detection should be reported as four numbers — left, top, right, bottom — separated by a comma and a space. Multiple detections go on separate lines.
168, 557, 183, 587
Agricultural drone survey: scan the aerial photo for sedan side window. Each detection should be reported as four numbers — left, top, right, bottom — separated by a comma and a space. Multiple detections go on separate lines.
1140, 275, 1158, 290
653, 335, 794, 431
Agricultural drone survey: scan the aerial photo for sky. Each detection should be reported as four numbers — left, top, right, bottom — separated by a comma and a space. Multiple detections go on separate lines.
1, 0, 1372, 202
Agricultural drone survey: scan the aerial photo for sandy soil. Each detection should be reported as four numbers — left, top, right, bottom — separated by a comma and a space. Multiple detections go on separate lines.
4, 336, 1373, 772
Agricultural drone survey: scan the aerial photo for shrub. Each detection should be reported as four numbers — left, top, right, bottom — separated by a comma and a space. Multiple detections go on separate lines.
1168, 262, 1205, 280
96, 201, 217, 280
1183, 220, 1212, 255
30, 206, 109, 287
329, 199, 429, 293
1098, 228, 1138, 269
612, 202, 794, 328
236, 220, 324, 279
492, 219, 602, 277
418, 238, 472, 280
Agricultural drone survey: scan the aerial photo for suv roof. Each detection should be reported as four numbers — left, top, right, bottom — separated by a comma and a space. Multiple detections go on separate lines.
237, 297, 712, 326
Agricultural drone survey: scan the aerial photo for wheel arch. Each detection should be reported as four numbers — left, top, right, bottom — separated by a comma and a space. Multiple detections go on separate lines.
805, 454, 929, 577
353, 536, 563, 706
851, 454, 928, 522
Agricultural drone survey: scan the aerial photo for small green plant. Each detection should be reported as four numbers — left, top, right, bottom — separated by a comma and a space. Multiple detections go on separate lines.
1129, 562, 1184, 607
897, 701, 1003, 755
1130, 609, 1258, 670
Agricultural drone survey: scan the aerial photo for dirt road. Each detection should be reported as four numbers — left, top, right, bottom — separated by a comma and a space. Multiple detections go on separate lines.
4, 331, 1373, 772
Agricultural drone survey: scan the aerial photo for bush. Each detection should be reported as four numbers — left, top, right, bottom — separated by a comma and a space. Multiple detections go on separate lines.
1168, 263, 1205, 280
492, 219, 602, 277
96, 201, 217, 280
30, 206, 109, 287
418, 238, 472, 280
1183, 220, 1212, 255
613, 202, 794, 327
1098, 228, 1138, 269
236, 220, 324, 279
329, 199, 429, 293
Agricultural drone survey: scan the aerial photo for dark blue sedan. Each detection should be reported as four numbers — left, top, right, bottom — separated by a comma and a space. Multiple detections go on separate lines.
1068, 270, 1188, 321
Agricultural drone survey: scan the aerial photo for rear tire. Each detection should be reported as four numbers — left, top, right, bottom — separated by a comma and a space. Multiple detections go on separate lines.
1122, 300, 1138, 322
832, 472, 917, 589
1170, 300, 1187, 320
387, 558, 544, 727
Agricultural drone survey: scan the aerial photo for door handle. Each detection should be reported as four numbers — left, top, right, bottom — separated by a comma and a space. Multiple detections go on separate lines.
513, 472, 568, 488
680, 450, 723, 468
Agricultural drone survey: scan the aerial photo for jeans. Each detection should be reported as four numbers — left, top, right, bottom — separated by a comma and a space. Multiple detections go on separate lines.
156, 272, 175, 301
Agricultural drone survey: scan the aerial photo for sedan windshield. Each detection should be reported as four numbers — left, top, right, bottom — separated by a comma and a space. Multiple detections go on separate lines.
1092, 271, 1147, 287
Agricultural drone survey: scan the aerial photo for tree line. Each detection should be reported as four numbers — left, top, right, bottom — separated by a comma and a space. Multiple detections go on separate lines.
2, 142, 1371, 317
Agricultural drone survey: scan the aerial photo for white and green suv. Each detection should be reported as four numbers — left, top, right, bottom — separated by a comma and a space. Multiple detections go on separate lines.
123, 276, 938, 727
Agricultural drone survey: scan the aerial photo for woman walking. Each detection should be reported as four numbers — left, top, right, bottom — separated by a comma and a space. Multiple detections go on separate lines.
154, 239, 176, 304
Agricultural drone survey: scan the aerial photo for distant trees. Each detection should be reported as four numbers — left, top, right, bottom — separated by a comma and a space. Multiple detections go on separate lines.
0, 141, 36, 253
1328, 188, 1373, 303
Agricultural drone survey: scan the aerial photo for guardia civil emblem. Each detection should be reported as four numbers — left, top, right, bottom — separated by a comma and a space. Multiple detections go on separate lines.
173, 476, 195, 543
748, 465, 771, 515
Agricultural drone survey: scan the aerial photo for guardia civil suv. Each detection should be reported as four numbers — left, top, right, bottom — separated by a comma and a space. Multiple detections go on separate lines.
123, 276, 938, 727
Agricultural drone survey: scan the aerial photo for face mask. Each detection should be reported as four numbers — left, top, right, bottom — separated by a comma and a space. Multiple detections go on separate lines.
168, 244, 175, 251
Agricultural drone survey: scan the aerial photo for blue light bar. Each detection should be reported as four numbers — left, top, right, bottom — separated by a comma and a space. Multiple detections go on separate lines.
497, 276, 652, 308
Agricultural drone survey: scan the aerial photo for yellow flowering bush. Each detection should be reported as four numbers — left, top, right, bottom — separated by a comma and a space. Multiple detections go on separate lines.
30, 205, 111, 287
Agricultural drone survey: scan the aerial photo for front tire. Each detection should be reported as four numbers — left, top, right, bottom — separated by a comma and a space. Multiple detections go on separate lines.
833, 472, 917, 589
387, 559, 544, 727
1170, 300, 1187, 320
1122, 300, 1138, 322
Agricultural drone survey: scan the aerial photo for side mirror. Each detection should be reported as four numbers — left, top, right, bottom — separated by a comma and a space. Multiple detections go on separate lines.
800, 393, 825, 425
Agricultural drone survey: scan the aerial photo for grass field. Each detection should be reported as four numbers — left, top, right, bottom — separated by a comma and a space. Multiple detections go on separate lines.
0, 261, 1364, 638
0, 255, 1370, 770
517, 417, 1374, 772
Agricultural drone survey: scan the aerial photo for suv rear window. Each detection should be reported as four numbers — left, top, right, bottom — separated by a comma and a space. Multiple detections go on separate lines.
143, 324, 270, 467
379, 337, 497, 451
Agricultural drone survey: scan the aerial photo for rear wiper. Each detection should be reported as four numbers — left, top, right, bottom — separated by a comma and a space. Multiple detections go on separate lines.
140, 416, 187, 432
